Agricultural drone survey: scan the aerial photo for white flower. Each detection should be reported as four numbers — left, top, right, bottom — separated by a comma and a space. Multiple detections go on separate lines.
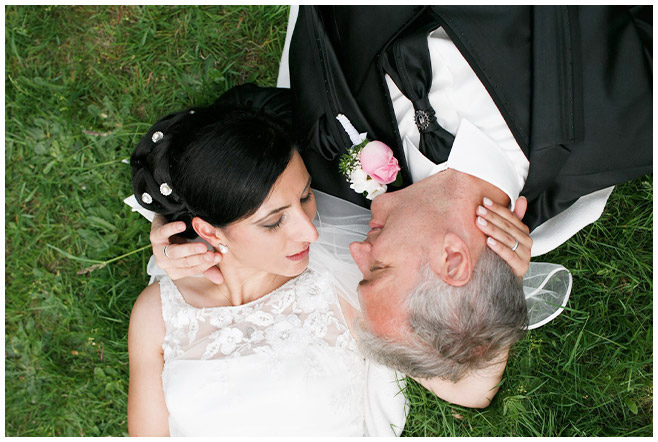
366, 184, 387, 199
265, 320, 295, 347
303, 310, 329, 338
202, 327, 244, 358
208, 309, 233, 329
245, 311, 274, 326
349, 168, 370, 193
349, 168, 387, 200
296, 284, 333, 314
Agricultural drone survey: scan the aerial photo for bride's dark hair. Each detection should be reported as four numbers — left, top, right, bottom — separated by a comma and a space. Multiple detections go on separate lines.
131, 84, 295, 239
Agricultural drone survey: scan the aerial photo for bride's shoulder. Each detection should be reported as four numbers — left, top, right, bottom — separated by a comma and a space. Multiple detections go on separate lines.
129, 282, 166, 347
132, 282, 163, 315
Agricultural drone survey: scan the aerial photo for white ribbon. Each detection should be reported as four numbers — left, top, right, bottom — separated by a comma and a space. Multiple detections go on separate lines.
336, 114, 368, 146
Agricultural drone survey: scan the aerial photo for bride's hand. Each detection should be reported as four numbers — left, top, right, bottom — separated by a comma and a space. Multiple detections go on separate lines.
150, 214, 225, 284
475, 196, 532, 277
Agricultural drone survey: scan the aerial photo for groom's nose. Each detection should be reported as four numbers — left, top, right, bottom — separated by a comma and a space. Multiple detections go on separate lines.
349, 241, 372, 276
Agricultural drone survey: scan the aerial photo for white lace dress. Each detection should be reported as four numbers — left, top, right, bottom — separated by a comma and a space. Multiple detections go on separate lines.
159, 268, 407, 436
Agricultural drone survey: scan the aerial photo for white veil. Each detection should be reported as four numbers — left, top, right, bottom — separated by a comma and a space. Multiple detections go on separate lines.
308, 190, 572, 330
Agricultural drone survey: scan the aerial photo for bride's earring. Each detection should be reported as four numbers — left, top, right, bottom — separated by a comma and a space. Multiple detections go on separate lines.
217, 243, 229, 254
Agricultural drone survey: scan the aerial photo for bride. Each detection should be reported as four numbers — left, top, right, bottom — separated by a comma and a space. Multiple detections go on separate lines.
126, 84, 539, 436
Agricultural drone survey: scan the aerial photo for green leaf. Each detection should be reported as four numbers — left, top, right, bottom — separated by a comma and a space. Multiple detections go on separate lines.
624, 397, 638, 415
390, 172, 403, 187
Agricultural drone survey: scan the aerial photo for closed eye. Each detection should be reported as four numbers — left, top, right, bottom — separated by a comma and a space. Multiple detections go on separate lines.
301, 191, 313, 203
264, 215, 285, 231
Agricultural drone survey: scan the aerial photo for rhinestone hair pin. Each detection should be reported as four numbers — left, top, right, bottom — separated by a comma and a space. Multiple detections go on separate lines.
151, 131, 164, 143
160, 183, 172, 196
141, 192, 153, 204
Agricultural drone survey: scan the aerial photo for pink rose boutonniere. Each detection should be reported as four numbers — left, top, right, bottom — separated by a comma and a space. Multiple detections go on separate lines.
360, 141, 401, 184
337, 114, 401, 200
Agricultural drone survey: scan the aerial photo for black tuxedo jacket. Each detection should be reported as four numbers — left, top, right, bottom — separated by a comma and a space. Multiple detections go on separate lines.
289, 6, 652, 231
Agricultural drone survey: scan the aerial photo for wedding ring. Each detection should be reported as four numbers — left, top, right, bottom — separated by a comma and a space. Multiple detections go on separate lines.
164, 245, 171, 259
511, 239, 520, 252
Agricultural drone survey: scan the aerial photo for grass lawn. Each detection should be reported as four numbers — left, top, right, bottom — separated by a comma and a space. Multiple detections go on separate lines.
5, 5, 653, 437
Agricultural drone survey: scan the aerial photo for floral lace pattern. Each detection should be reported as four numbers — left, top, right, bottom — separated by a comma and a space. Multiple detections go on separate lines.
159, 269, 358, 363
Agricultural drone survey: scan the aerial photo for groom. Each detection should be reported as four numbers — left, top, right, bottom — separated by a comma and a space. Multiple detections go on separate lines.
284, 6, 652, 382
150, 5, 651, 398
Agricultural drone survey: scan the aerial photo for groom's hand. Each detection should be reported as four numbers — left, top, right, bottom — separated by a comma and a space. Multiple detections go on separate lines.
150, 214, 224, 284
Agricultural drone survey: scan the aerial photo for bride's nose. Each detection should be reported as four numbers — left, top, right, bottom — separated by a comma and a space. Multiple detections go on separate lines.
291, 210, 319, 243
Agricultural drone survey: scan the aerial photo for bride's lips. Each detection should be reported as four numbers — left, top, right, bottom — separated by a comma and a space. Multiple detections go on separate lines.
287, 246, 310, 261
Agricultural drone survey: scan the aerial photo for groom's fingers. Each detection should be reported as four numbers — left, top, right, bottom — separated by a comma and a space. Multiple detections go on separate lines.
163, 242, 212, 261
204, 266, 225, 285
149, 215, 224, 280
150, 216, 186, 246
159, 244, 221, 276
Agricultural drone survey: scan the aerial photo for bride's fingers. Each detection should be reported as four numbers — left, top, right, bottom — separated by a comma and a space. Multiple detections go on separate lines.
479, 200, 532, 249
476, 212, 530, 257
483, 197, 530, 235
485, 236, 529, 277
476, 200, 532, 278
512, 196, 528, 221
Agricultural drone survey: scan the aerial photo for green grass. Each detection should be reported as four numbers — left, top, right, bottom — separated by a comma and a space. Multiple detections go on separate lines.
5, 5, 652, 437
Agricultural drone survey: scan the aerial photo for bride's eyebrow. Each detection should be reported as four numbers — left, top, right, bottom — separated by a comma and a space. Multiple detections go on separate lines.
253, 176, 313, 224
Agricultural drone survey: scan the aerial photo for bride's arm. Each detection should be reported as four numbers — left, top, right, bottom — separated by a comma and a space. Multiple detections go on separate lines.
127, 283, 170, 436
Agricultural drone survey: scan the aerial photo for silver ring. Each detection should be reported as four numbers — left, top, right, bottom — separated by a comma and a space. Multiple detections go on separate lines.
511, 239, 520, 252
164, 245, 171, 259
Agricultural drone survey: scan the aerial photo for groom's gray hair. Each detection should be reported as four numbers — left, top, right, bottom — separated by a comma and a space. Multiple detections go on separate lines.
356, 247, 527, 382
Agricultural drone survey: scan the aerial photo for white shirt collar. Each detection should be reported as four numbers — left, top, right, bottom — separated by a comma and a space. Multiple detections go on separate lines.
403, 119, 523, 210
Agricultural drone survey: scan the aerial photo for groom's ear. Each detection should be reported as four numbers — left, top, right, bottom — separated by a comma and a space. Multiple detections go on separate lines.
192, 217, 225, 246
429, 232, 473, 287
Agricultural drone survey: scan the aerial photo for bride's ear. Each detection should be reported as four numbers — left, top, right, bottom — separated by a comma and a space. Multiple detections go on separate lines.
192, 217, 226, 247
429, 232, 473, 287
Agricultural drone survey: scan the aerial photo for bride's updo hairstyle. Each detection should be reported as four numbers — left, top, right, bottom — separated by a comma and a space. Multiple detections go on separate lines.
131, 84, 294, 238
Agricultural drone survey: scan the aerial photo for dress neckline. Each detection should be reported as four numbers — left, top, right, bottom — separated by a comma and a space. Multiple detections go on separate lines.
163, 269, 311, 311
